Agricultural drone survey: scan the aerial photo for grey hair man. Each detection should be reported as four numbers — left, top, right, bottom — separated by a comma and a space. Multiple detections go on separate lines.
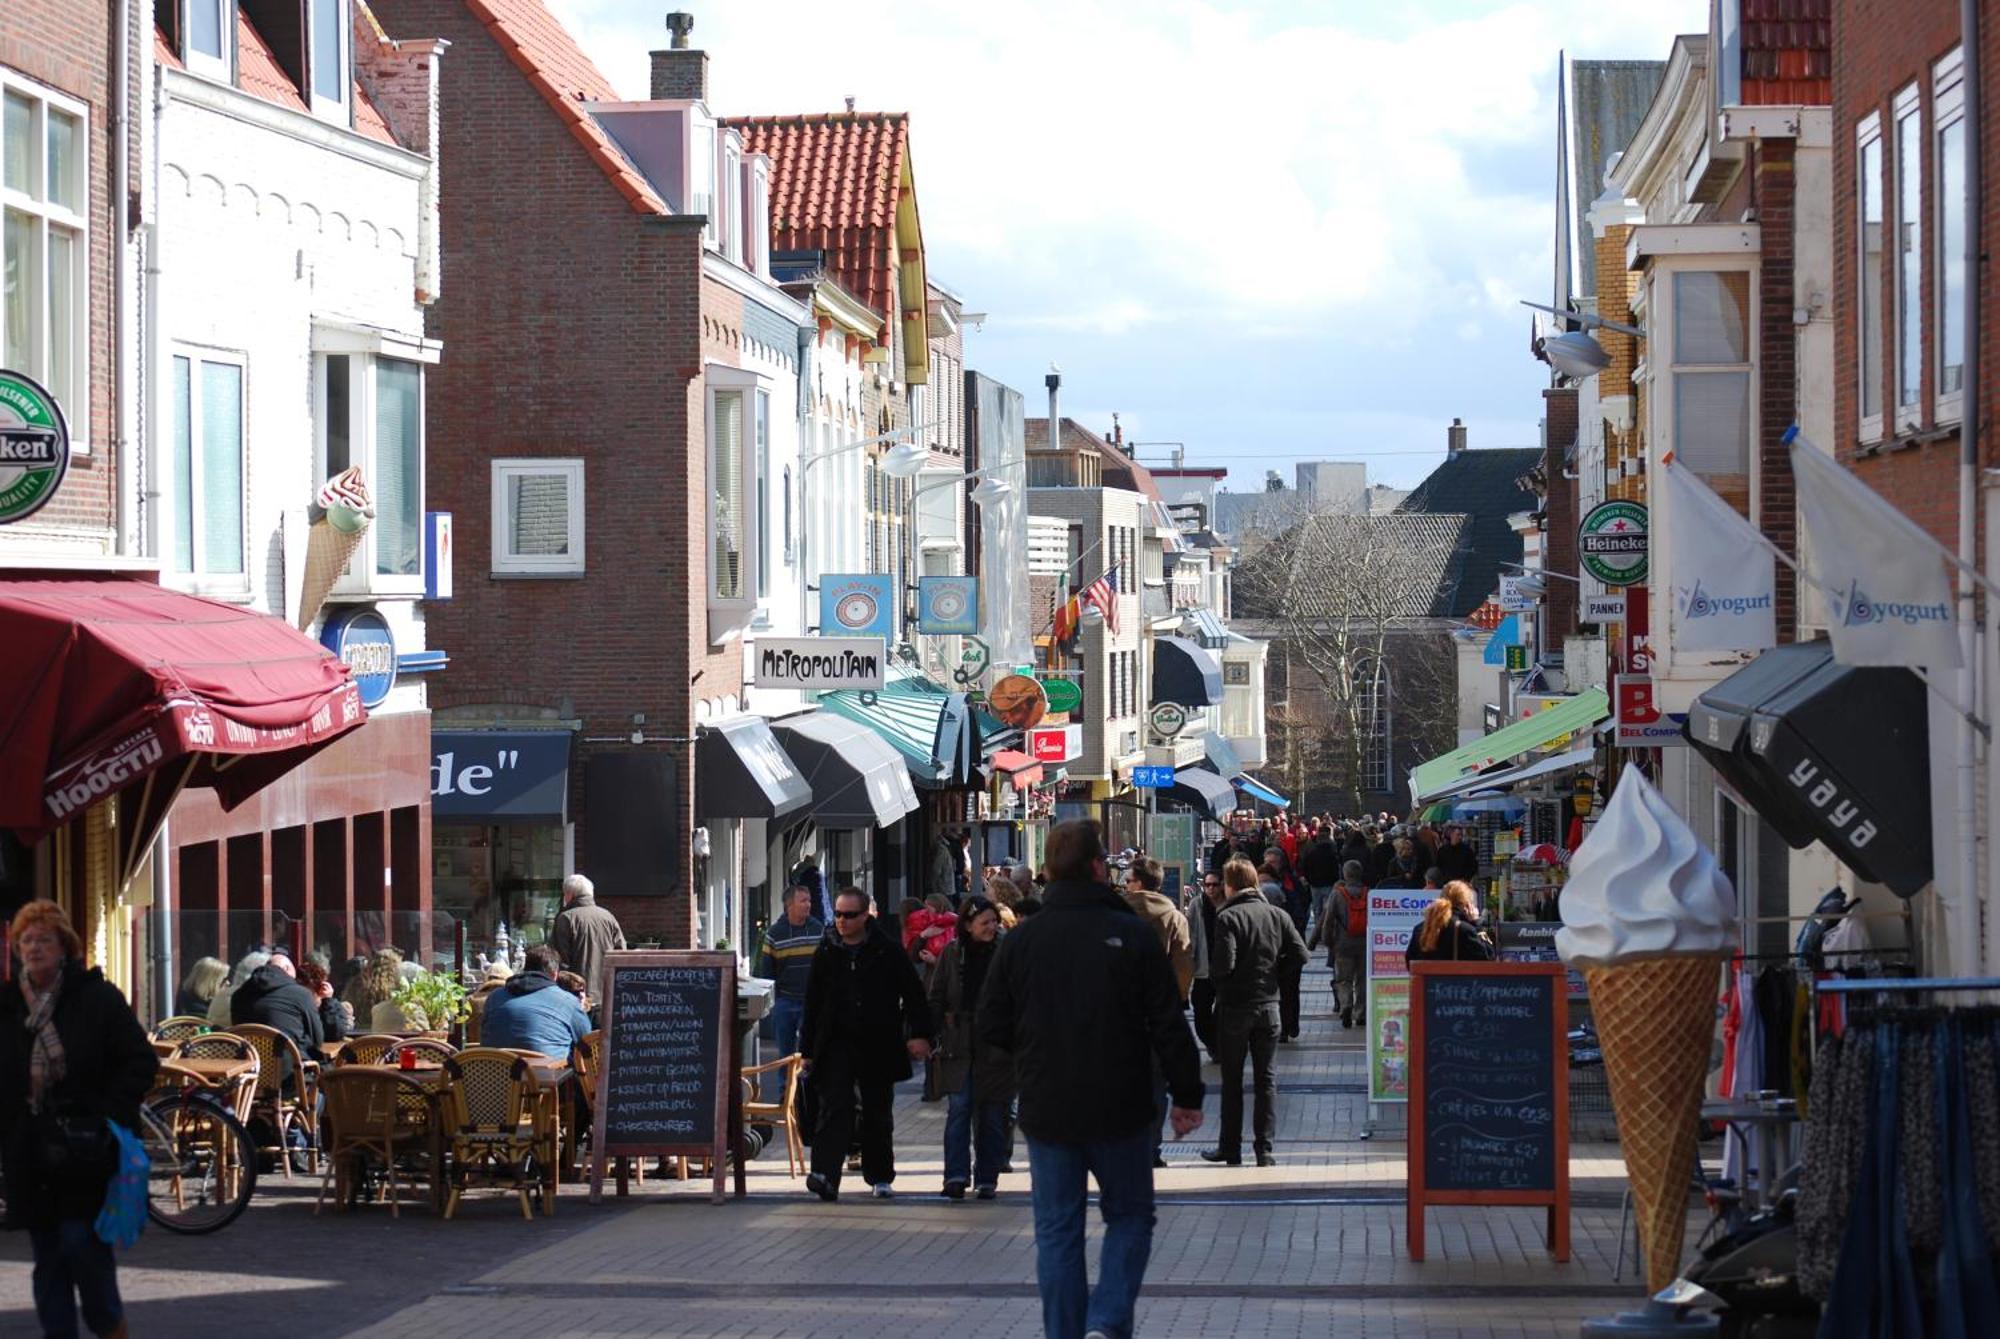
549, 872, 626, 1010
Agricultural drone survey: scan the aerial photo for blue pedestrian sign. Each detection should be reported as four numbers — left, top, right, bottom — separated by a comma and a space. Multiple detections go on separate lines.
1132, 766, 1175, 789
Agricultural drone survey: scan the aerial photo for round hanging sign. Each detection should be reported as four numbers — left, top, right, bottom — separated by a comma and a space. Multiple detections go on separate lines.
1149, 701, 1189, 739
1039, 675, 1084, 713
987, 673, 1048, 729
1577, 500, 1649, 586
0, 369, 72, 525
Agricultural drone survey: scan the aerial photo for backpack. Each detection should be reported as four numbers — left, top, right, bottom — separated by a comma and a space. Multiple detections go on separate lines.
1344, 887, 1368, 937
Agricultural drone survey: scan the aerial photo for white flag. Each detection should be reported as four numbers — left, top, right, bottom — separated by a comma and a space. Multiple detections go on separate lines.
1789, 431, 1960, 668
1660, 461, 1776, 653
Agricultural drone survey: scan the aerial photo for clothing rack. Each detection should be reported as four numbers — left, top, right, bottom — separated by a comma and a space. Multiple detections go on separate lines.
1731, 947, 1908, 962
1816, 976, 2000, 994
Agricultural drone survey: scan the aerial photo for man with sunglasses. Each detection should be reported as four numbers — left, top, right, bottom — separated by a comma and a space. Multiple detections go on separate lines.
800, 887, 934, 1202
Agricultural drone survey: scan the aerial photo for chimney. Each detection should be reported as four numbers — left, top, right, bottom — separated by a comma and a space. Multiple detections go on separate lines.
1045, 368, 1061, 453
1447, 417, 1468, 456
651, 12, 708, 101
1111, 412, 1122, 446
844, 96, 857, 113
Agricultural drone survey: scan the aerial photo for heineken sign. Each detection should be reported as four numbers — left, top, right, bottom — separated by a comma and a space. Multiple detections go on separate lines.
1577, 500, 1648, 586
0, 370, 71, 524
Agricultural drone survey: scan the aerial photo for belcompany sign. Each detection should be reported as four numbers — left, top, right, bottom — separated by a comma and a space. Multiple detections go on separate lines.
0, 369, 72, 525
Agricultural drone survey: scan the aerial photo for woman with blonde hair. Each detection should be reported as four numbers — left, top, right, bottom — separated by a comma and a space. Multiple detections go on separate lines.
1405, 880, 1495, 963
174, 955, 229, 1019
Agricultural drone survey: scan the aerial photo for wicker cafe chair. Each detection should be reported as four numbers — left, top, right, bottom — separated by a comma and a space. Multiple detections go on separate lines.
439, 1048, 540, 1219
572, 1031, 659, 1185
335, 1035, 401, 1068
741, 1054, 806, 1178
317, 1068, 438, 1216
228, 1023, 321, 1178
382, 1037, 458, 1067
152, 1016, 210, 1043
174, 1033, 262, 1122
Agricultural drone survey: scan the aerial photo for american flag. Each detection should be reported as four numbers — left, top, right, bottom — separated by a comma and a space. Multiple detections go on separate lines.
1082, 564, 1119, 634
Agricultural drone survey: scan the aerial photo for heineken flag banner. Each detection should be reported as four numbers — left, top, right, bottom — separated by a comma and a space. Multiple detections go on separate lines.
1660, 460, 1775, 653
1789, 430, 1960, 668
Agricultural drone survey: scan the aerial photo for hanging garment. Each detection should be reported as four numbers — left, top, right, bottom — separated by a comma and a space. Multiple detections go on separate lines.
1791, 978, 1815, 1114
1933, 1017, 2000, 1339
1962, 1024, 2000, 1259
1718, 966, 1744, 1099
1898, 1021, 1941, 1257
1798, 1030, 1872, 1301
1817, 1025, 1925, 1339
1725, 968, 1765, 1191
1756, 966, 1795, 1095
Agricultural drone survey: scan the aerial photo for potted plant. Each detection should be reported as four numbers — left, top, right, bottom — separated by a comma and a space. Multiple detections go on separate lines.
389, 968, 472, 1034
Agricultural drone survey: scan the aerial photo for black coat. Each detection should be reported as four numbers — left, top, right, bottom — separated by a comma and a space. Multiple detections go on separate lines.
1, 963, 159, 1226
1436, 840, 1480, 885
1299, 839, 1343, 888
1211, 890, 1310, 1010
799, 924, 934, 1083
228, 963, 326, 1064
1405, 914, 1496, 964
977, 880, 1203, 1144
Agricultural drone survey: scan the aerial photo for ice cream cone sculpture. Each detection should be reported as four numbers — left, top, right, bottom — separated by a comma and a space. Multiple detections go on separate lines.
1557, 766, 1736, 1295
297, 466, 375, 630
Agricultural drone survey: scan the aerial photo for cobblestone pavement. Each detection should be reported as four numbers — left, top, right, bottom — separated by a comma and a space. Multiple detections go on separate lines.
2, 962, 1689, 1337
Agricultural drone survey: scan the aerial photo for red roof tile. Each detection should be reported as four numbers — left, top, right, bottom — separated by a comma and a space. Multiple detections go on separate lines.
154, 27, 183, 70
158, 17, 402, 149
462, 0, 666, 213
724, 113, 913, 340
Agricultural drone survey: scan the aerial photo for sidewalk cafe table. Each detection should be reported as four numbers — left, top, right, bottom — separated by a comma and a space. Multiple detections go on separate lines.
357, 1058, 572, 1212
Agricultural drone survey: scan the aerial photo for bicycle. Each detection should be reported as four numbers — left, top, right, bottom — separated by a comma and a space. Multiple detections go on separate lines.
137, 1089, 257, 1233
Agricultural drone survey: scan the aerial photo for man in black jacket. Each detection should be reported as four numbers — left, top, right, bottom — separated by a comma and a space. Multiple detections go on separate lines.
799, 886, 934, 1202
979, 819, 1203, 1339
1436, 823, 1480, 884
1298, 831, 1344, 941
229, 947, 326, 1070
1204, 856, 1308, 1167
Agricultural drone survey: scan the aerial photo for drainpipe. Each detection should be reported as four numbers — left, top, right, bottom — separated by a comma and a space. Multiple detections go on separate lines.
113, 0, 137, 554
1963, 0, 1988, 975
796, 322, 813, 635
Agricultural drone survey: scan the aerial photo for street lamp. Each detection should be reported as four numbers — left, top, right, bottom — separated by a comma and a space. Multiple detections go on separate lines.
798, 420, 938, 633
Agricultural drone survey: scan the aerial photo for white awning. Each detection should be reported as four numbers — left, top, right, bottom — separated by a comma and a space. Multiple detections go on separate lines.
1427, 745, 1597, 803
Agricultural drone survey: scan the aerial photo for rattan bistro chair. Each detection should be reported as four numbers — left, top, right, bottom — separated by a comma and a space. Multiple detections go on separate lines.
439, 1048, 540, 1220
334, 1035, 402, 1068
228, 1023, 321, 1177
152, 1016, 210, 1044
741, 1054, 806, 1178
175, 1033, 262, 1123
382, 1036, 458, 1067
317, 1068, 438, 1216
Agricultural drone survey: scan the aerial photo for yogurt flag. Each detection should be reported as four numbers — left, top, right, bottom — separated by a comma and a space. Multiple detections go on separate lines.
1789, 429, 1960, 668
1660, 460, 1775, 654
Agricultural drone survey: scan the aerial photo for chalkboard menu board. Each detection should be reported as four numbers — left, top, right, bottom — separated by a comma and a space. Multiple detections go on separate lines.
588, 951, 741, 1204
1406, 962, 1568, 1262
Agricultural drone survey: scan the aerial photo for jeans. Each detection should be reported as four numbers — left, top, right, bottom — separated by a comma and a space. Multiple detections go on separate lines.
770, 995, 805, 1058
1214, 1003, 1281, 1158
1307, 885, 1335, 941
1189, 979, 1216, 1058
942, 1070, 1008, 1187
1278, 959, 1302, 1039
1025, 1129, 1157, 1339
1332, 948, 1363, 1019
29, 1218, 123, 1339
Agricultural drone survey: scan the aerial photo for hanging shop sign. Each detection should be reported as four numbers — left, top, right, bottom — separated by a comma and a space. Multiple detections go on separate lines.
1582, 593, 1625, 623
750, 635, 886, 691
1504, 644, 1529, 672
425, 512, 453, 600
1577, 500, 1649, 586
916, 576, 980, 634
1613, 674, 1686, 747
0, 369, 72, 525
1028, 724, 1079, 764
1622, 585, 1653, 675
1498, 575, 1538, 612
820, 573, 895, 641
319, 607, 399, 708
1148, 701, 1190, 739
987, 673, 1048, 729
1038, 674, 1084, 714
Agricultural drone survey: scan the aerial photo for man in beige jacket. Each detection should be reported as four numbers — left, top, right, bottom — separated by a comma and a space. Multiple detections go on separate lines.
1123, 856, 1194, 1166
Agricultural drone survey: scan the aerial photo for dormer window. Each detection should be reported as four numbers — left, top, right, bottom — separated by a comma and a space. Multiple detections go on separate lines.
308, 0, 350, 122
720, 136, 742, 264
182, 0, 235, 81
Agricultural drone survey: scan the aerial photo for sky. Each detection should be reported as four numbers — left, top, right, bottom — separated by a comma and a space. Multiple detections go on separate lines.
551, 0, 1708, 493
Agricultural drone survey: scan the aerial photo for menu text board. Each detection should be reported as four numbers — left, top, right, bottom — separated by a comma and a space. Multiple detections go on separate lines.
1406, 961, 1568, 1262
588, 951, 741, 1204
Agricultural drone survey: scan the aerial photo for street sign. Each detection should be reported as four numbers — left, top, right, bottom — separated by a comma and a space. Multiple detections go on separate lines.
1582, 593, 1625, 623
1497, 575, 1537, 612
1132, 765, 1175, 789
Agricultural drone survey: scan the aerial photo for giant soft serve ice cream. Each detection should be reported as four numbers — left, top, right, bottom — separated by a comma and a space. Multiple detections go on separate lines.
1559, 766, 1736, 1295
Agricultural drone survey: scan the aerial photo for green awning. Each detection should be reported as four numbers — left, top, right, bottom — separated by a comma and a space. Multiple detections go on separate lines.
818, 669, 980, 790
1407, 688, 1609, 806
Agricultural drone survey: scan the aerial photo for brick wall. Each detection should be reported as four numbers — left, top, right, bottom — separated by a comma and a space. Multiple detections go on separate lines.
370, 0, 709, 946
1541, 387, 1579, 641
1754, 138, 1800, 640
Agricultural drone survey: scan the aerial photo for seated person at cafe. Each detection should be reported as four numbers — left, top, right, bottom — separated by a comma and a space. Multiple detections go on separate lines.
481, 945, 590, 1058
229, 945, 327, 1070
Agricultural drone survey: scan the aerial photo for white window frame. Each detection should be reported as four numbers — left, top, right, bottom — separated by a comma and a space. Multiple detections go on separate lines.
165, 344, 248, 594
1856, 111, 1886, 443
312, 335, 433, 599
1, 71, 90, 453
1933, 49, 1966, 426
306, 0, 352, 126
1356, 657, 1392, 796
720, 137, 743, 265
753, 389, 770, 600
1891, 83, 1923, 430
490, 458, 585, 577
181, 0, 236, 83
748, 158, 770, 278
707, 366, 766, 638
690, 115, 716, 249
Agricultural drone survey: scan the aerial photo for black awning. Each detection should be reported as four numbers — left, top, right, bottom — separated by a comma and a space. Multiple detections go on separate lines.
1686, 641, 1931, 896
1165, 766, 1236, 822
431, 730, 573, 824
770, 712, 920, 829
695, 716, 813, 822
1153, 635, 1224, 707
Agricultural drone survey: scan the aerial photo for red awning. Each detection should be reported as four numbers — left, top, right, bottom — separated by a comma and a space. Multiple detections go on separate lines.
0, 576, 367, 841
989, 749, 1045, 791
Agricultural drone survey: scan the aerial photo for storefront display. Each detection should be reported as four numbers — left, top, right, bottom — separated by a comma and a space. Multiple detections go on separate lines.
430, 727, 574, 971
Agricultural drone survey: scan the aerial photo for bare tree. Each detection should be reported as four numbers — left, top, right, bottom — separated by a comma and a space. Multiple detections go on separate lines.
1234, 500, 1465, 813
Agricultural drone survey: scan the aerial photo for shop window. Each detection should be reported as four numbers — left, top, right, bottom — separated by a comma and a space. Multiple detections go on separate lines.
1856, 117, 1886, 437
2, 74, 88, 442
167, 349, 247, 587
314, 347, 428, 596
491, 458, 585, 576
711, 387, 747, 601
1893, 84, 1923, 424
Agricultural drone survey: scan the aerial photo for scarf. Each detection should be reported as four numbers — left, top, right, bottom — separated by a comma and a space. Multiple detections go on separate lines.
24, 964, 67, 1114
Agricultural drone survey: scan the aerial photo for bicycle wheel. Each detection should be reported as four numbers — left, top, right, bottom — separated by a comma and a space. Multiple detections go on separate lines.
141, 1094, 258, 1234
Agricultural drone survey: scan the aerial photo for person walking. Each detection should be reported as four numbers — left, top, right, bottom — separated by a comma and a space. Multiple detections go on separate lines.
928, 897, 1012, 1200
799, 887, 934, 1202
1298, 828, 1343, 945
2, 900, 158, 1339
790, 851, 831, 924
549, 873, 626, 1012
1120, 857, 1193, 1166
1322, 861, 1370, 1028
1257, 855, 1306, 1043
1202, 857, 1306, 1167
1404, 880, 1496, 963
1187, 869, 1223, 1062
978, 819, 1203, 1339
1435, 823, 1480, 885
755, 884, 824, 1057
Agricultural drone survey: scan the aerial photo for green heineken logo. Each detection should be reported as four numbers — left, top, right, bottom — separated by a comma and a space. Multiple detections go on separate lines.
0, 371, 71, 525
1577, 499, 1648, 586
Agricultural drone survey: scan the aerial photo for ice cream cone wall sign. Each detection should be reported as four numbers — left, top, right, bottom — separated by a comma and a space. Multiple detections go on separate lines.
297, 466, 375, 629
1556, 765, 1736, 1294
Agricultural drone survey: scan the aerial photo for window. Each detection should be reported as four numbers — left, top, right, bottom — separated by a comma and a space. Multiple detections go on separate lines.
1857, 116, 1885, 435
754, 390, 770, 599
1224, 660, 1251, 687
491, 459, 584, 576
304, 0, 350, 121
690, 120, 716, 247
1893, 86, 1923, 421
167, 349, 246, 583
1670, 270, 1753, 509
313, 348, 427, 594
710, 387, 747, 601
781, 464, 794, 566
1935, 51, 1966, 418
184, 0, 234, 80
1356, 660, 1391, 796
720, 139, 742, 264
2, 76, 87, 442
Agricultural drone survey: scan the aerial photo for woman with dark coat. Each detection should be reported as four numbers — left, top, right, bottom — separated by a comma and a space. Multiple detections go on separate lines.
1404, 880, 1497, 964
1, 900, 158, 1339
927, 898, 1014, 1199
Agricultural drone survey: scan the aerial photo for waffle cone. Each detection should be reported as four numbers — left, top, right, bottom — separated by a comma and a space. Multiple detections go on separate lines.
1583, 955, 1722, 1293
296, 518, 366, 629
